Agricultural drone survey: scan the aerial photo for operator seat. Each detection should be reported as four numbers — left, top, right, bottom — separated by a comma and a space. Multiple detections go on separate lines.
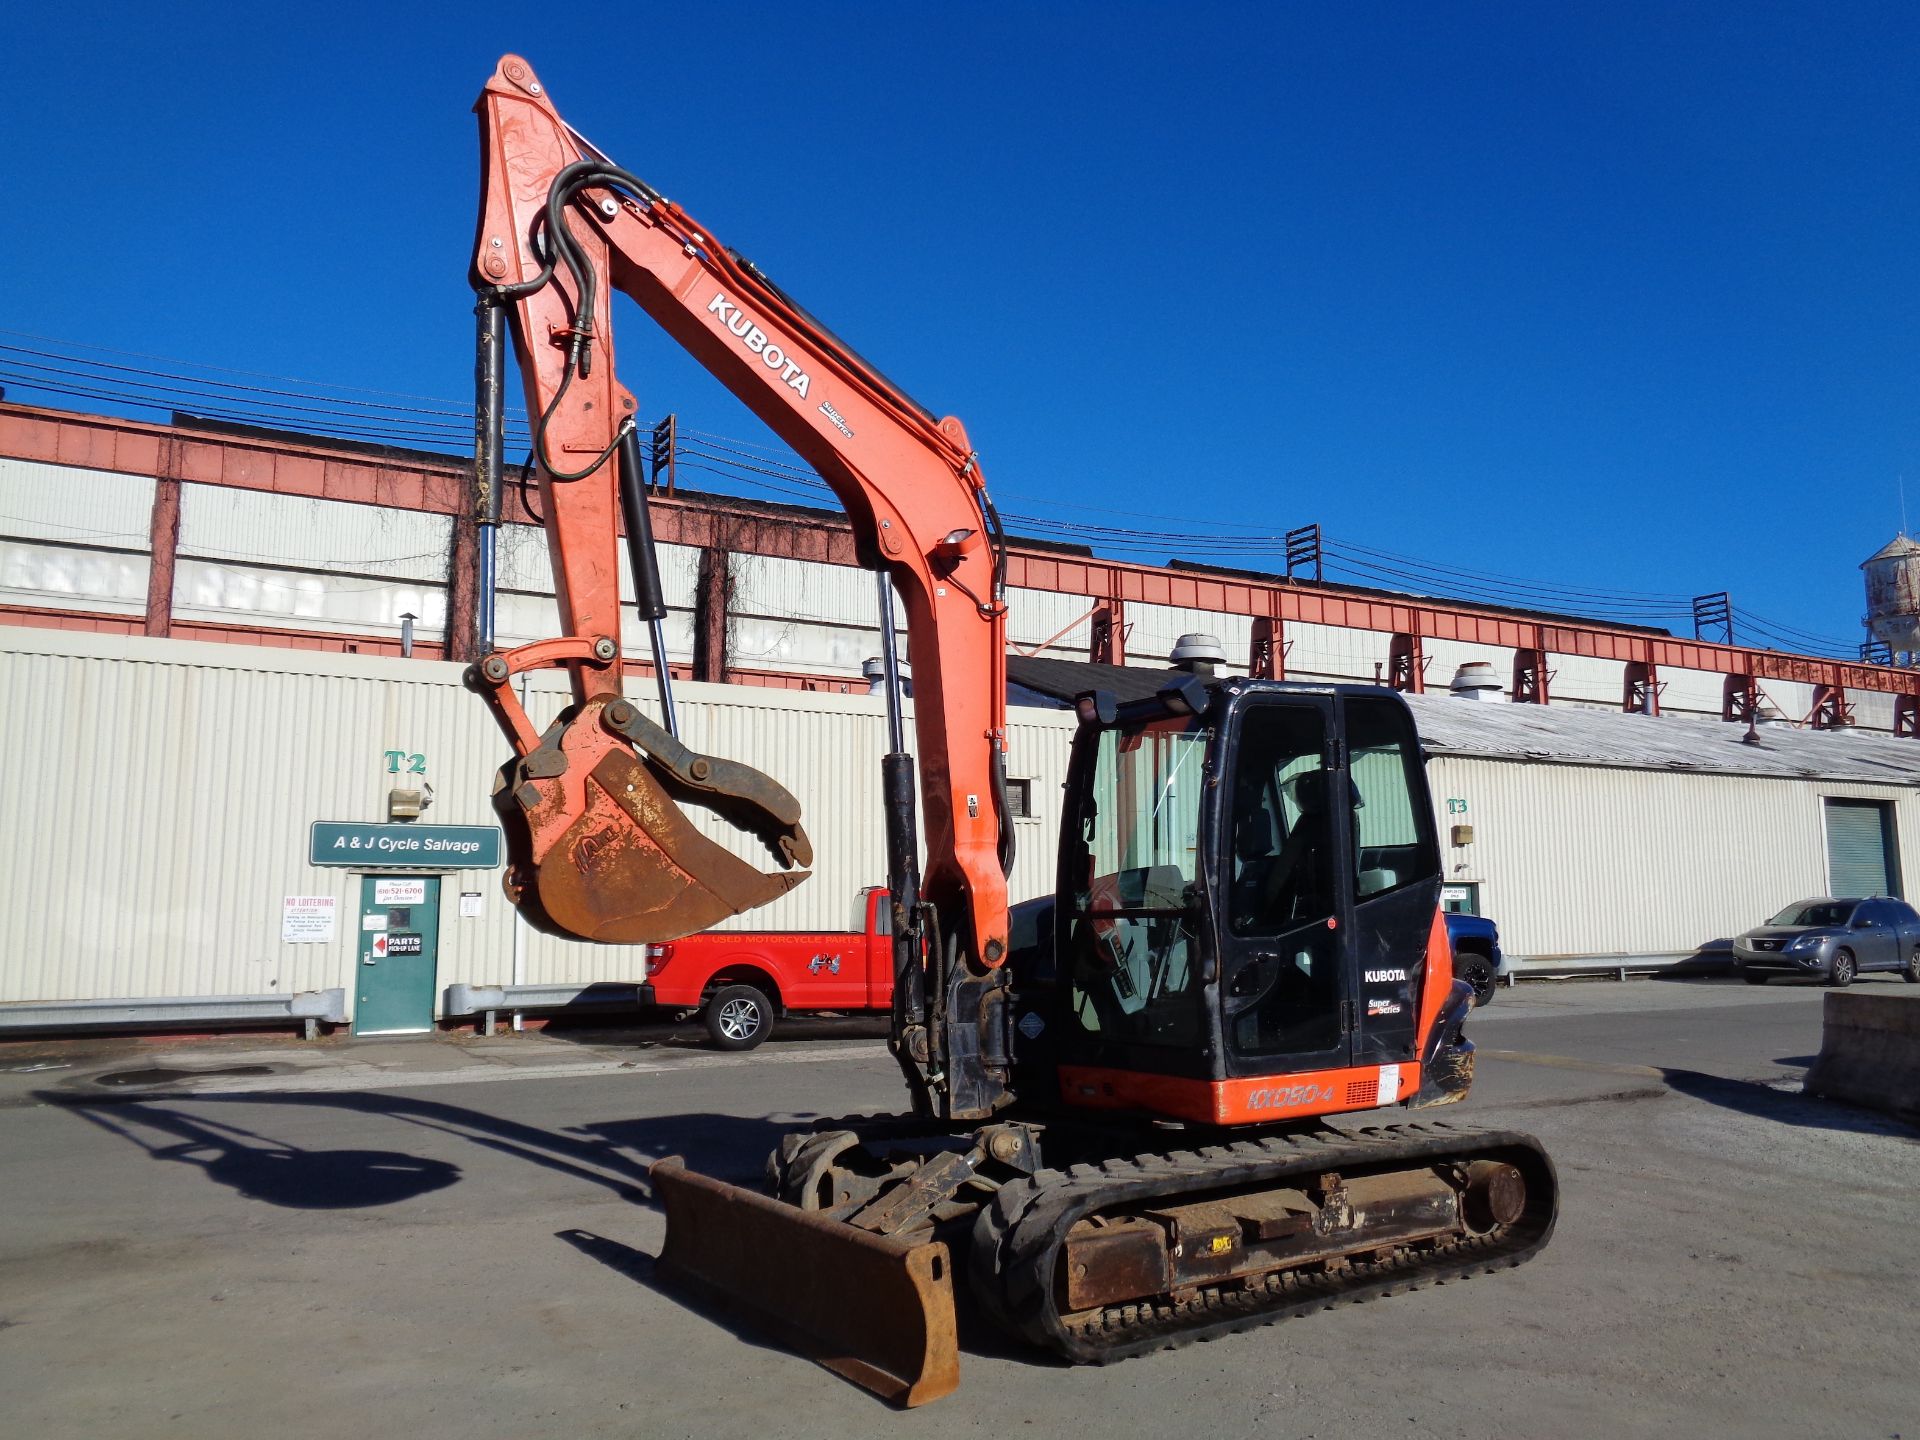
1257, 769, 1335, 927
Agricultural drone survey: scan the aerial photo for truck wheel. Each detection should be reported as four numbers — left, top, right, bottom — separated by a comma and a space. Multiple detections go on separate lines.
705, 984, 773, 1051
1455, 954, 1496, 1007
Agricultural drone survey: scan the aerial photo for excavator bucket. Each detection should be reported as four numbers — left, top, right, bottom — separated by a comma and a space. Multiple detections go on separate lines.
652, 1158, 960, 1407
493, 698, 813, 944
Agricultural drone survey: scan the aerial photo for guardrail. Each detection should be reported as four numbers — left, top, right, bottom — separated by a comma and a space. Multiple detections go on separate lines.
444, 982, 648, 1036
1504, 951, 1735, 986
0, 990, 348, 1039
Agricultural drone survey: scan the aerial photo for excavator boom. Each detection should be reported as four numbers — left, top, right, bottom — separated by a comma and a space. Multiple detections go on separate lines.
469, 54, 1011, 976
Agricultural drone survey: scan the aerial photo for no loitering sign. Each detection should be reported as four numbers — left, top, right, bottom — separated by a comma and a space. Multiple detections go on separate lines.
309, 822, 502, 870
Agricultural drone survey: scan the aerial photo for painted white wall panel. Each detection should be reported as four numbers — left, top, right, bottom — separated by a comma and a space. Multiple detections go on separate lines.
1006, 586, 1097, 657
171, 558, 448, 639
1659, 666, 1729, 716
732, 552, 881, 629
1854, 691, 1898, 731
0, 539, 149, 615
1757, 679, 1817, 724
1287, 621, 1390, 681
180, 485, 451, 582
0, 458, 155, 546
1546, 651, 1625, 706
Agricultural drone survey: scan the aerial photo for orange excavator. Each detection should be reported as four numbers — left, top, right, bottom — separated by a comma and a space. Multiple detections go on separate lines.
466, 56, 1556, 1407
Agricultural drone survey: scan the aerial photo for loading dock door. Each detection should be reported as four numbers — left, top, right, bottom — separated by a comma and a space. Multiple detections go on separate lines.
1824, 800, 1898, 899
354, 875, 440, 1035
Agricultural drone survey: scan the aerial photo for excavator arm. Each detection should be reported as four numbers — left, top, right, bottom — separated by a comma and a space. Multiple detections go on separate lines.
468, 56, 1014, 1109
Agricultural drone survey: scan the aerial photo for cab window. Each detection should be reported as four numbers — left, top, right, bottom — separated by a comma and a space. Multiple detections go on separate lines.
1344, 695, 1438, 901
1064, 716, 1207, 1048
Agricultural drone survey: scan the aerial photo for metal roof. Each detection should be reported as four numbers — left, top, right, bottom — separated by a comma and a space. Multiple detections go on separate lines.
1404, 694, 1920, 785
1863, 533, 1920, 566
1003, 654, 1920, 787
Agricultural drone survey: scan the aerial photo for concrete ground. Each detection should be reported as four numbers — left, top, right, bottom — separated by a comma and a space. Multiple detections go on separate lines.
1, 975, 1915, 1440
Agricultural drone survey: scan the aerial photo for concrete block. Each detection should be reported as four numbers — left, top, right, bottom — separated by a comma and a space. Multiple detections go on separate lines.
1804, 990, 1920, 1119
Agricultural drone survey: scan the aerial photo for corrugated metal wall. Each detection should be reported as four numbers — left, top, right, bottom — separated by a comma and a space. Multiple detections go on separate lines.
0, 625, 1073, 1011
8, 622, 1917, 1015
1428, 754, 1920, 960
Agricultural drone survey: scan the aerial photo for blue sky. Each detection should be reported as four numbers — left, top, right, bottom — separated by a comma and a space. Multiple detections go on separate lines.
5, 3, 1916, 652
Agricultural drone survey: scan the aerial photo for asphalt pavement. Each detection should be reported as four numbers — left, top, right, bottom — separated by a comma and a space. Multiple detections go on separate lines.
1, 975, 1914, 1440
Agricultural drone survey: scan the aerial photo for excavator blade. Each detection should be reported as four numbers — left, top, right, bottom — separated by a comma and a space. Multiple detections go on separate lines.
652, 1157, 960, 1408
495, 703, 811, 944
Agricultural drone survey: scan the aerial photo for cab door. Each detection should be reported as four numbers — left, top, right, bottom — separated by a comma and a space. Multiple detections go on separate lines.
1216, 695, 1352, 1078
1341, 693, 1443, 1064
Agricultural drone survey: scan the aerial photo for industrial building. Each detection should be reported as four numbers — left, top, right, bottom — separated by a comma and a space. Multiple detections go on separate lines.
4, 396, 1920, 1035
6, 400, 1916, 726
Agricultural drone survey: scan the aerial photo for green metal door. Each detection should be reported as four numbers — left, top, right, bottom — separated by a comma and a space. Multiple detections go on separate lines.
1825, 800, 1895, 898
354, 875, 440, 1035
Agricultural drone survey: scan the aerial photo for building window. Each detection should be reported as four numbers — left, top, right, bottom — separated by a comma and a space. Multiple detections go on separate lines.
1006, 778, 1033, 819
1824, 798, 1901, 898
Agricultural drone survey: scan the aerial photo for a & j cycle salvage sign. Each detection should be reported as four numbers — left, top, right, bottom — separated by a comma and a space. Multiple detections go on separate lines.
309, 823, 502, 869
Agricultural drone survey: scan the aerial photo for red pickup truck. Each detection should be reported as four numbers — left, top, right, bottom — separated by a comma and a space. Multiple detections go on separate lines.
641, 887, 894, 1049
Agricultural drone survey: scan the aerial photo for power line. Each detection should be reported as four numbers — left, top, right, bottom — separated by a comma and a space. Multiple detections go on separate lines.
0, 328, 527, 411
1, 331, 1866, 661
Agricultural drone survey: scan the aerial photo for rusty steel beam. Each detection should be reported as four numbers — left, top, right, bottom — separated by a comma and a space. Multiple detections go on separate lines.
1387, 631, 1426, 694
1090, 599, 1125, 665
1513, 646, 1549, 705
1249, 615, 1284, 679
143, 457, 180, 639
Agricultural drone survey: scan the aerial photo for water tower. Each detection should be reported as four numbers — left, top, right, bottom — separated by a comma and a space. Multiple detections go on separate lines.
1862, 535, 1920, 658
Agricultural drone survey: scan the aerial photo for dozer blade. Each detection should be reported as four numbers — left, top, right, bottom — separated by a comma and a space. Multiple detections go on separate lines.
652, 1157, 959, 1408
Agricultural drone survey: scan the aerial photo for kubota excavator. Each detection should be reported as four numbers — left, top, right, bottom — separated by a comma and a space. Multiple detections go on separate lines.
465, 56, 1557, 1407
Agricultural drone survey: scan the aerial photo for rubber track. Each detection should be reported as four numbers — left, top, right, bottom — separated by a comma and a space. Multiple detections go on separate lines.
967, 1120, 1557, 1364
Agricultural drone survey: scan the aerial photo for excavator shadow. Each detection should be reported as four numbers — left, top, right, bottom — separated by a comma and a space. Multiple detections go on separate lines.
51, 1085, 1038, 1392
552, 1227, 819, 1369
41, 1088, 808, 1212
52, 1100, 463, 1209
553, 1223, 1052, 1379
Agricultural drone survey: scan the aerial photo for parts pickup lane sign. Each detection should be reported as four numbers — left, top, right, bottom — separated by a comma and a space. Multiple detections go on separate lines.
309, 823, 502, 870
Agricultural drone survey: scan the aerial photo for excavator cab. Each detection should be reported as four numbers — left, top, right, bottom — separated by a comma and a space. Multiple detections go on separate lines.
1017, 677, 1472, 1124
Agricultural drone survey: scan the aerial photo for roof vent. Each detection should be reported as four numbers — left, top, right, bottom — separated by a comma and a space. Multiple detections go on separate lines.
861, 657, 909, 695
1449, 661, 1502, 700
1170, 633, 1225, 679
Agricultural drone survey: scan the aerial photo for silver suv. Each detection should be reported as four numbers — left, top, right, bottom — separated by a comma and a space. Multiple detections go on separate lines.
1734, 897, 1920, 987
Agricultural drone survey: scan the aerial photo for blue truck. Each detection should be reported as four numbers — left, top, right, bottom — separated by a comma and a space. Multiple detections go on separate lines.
1444, 911, 1506, 1005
